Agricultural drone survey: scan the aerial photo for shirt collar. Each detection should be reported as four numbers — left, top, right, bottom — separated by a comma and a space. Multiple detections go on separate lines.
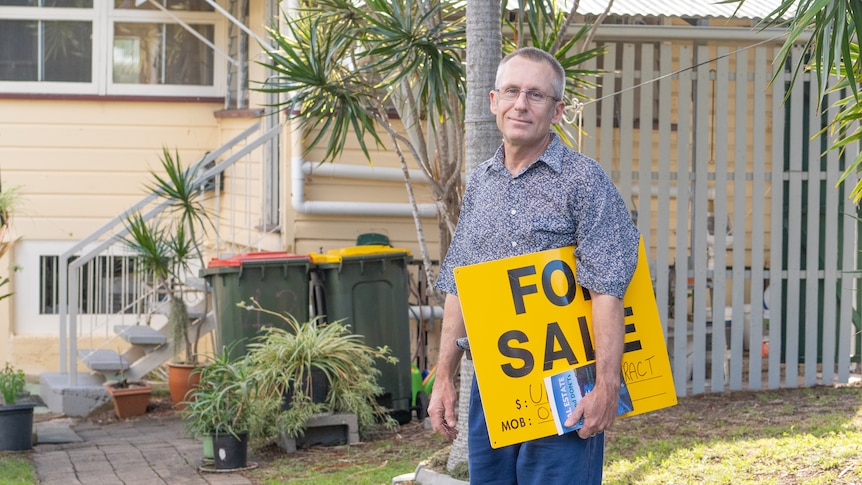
485, 132, 565, 175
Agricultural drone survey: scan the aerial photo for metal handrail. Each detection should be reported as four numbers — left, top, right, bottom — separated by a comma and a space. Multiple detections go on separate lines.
58, 121, 282, 385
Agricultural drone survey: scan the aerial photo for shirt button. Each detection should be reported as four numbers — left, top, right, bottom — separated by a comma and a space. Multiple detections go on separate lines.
511, 241, 517, 247
510, 209, 517, 215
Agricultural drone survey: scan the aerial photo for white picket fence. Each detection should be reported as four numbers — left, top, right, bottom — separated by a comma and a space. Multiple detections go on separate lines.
579, 30, 860, 395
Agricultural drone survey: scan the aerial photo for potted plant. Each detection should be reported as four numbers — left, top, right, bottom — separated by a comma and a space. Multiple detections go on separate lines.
242, 298, 398, 441
122, 148, 212, 408
182, 348, 279, 470
0, 362, 37, 451
104, 377, 152, 419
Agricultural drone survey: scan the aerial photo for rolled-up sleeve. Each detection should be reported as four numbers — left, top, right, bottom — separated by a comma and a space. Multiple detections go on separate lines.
571, 161, 640, 298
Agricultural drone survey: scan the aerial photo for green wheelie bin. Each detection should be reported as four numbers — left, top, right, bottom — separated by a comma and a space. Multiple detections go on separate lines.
310, 242, 413, 424
202, 252, 311, 361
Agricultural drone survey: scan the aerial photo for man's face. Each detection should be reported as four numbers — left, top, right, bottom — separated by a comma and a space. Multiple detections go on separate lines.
490, 56, 565, 149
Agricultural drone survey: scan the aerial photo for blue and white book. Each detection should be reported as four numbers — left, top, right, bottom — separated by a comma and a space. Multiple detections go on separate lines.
543, 363, 635, 435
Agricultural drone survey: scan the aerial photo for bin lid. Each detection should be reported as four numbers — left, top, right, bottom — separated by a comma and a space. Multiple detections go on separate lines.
207, 251, 310, 268
309, 245, 411, 264
356, 232, 390, 246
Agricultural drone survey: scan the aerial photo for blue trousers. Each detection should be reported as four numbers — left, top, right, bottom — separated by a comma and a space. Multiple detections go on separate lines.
467, 375, 605, 485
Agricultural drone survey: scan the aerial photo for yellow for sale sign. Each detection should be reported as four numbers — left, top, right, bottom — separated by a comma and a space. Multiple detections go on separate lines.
454, 237, 677, 448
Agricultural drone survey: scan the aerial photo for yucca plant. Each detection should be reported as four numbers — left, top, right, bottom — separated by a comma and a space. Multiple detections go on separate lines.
121, 211, 196, 360
120, 148, 210, 364
145, 148, 210, 269
242, 298, 398, 439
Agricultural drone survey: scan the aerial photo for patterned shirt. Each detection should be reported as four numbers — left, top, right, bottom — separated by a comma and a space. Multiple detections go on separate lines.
436, 132, 640, 299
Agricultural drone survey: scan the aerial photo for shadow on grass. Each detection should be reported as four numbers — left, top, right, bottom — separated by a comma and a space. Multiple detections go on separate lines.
604, 384, 862, 484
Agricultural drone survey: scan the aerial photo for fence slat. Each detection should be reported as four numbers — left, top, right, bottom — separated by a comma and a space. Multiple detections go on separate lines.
730, 48, 749, 390
673, 44, 693, 395
691, 45, 712, 393
599, 43, 617, 176
804, 70, 823, 387
838, 125, 859, 383
822, 88, 841, 384
748, 47, 768, 390
582, 43, 598, 159
619, 43, 635, 205
637, 43, 655, 258
785, 46, 807, 388
768, 46, 786, 390
656, 43, 673, 341
712, 47, 730, 391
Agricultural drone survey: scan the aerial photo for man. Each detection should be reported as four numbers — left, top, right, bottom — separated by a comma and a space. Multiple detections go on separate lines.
428, 47, 640, 484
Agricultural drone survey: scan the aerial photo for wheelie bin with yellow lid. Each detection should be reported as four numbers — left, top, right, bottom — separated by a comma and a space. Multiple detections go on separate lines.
310, 243, 413, 424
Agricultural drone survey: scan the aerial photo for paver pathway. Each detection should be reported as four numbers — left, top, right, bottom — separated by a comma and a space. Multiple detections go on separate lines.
33, 416, 253, 485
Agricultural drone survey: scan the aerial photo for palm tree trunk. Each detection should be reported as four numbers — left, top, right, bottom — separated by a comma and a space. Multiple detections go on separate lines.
446, 0, 502, 472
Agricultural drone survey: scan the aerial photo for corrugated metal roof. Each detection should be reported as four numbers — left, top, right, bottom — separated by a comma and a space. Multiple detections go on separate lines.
574, 0, 790, 20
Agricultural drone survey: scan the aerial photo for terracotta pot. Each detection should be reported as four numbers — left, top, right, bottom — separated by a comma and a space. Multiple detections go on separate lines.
168, 363, 201, 409
105, 381, 152, 419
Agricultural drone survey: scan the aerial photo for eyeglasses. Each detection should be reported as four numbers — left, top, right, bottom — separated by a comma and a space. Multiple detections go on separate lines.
496, 87, 560, 104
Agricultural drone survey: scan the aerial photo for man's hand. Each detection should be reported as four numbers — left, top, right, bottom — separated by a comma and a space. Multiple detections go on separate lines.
566, 292, 625, 439
428, 379, 458, 441
566, 380, 620, 438
428, 293, 468, 441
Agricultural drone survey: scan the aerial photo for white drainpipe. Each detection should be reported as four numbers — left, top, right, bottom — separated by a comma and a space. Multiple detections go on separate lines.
288, 121, 438, 217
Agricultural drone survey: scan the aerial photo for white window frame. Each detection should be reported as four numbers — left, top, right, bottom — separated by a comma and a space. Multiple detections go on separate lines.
0, 2, 226, 97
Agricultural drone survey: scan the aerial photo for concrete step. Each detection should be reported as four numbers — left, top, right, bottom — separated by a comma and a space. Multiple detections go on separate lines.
114, 325, 167, 346
78, 349, 129, 373
39, 372, 109, 416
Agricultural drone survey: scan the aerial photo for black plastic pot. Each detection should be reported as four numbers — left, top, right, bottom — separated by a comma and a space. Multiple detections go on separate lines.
0, 402, 36, 451
212, 431, 248, 470
281, 368, 330, 411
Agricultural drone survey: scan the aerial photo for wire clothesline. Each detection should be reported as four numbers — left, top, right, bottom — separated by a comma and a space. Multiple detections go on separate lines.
562, 32, 790, 148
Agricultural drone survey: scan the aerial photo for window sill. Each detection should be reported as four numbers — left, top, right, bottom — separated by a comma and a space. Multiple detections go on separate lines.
214, 109, 265, 119
0, 93, 224, 103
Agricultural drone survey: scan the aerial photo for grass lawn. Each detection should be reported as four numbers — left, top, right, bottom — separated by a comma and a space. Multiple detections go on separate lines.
5, 384, 862, 484
255, 384, 862, 484
604, 384, 862, 484
0, 453, 37, 484
248, 383, 862, 484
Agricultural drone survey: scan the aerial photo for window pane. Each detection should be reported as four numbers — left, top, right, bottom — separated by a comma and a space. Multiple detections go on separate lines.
113, 23, 160, 84
0, 20, 91, 82
44, 21, 92, 82
164, 24, 213, 85
40, 255, 143, 315
114, 0, 213, 12
0, 20, 37, 81
113, 22, 213, 86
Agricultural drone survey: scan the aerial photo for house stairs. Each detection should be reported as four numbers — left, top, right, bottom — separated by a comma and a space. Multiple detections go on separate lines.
40, 121, 279, 416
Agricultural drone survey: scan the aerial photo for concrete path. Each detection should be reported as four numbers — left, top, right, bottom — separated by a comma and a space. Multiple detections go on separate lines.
32, 415, 253, 485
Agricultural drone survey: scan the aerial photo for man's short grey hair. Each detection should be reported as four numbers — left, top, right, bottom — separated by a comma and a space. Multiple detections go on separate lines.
496, 47, 566, 100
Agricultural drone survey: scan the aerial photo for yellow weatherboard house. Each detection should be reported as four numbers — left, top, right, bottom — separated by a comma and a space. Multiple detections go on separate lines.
454, 238, 677, 449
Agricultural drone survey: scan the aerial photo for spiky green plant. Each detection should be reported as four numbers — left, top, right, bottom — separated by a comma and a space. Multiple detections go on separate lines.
145, 148, 210, 268
242, 298, 398, 439
121, 211, 197, 360
182, 347, 280, 441
120, 147, 210, 363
